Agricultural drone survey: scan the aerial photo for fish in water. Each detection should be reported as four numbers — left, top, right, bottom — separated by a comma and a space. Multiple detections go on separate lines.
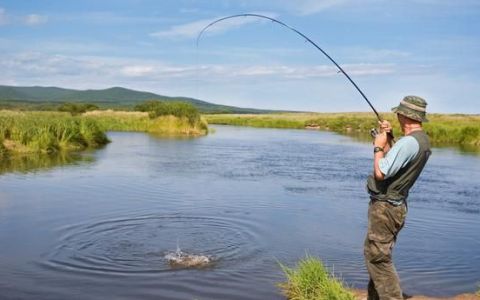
165, 249, 211, 268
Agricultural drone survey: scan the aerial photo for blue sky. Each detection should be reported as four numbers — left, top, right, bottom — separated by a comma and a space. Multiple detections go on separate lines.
0, 0, 479, 113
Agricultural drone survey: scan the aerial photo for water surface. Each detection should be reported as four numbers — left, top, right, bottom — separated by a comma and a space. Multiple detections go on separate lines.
0, 125, 479, 299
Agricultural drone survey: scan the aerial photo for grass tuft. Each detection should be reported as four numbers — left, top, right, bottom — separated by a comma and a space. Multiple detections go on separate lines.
278, 255, 355, 300
0, 111, 109, 154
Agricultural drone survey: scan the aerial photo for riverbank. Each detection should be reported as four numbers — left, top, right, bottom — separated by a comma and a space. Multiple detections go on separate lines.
83, 110, 209, 136
352, 289, 480, 300
279, 256, 480, 300
0, 110, 209, 154
0, 111, 109, 154
204, 113, 480, 148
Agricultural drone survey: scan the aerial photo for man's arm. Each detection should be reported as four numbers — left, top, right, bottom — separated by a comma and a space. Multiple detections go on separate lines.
374, 132, 387, 180
373, 120, 393, 181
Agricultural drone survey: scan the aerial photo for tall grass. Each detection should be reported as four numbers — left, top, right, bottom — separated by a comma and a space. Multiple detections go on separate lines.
205, 113, 480, 148
134, 100, 201, 125
83, 110, 209, 135
205, 114, 306, 129
278, 255, 355, 300
0, 109, 208, 154
0, 111, 109, 154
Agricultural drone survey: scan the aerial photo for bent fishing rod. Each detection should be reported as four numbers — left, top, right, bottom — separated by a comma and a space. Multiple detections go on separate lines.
196, 13, 385, 123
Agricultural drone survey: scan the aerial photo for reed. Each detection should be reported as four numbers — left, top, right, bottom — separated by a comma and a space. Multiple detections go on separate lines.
0, 111, 109, 154
278, 255, 355, 300
83, 110, 209, 135
1, 108, 208, 157
205, 113, 480, 147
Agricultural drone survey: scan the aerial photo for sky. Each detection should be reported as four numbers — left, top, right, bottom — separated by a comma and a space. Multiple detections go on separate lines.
0, 0, 479, 113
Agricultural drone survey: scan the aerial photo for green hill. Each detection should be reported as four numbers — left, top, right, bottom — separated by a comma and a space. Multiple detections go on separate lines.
0, 85, 274, 114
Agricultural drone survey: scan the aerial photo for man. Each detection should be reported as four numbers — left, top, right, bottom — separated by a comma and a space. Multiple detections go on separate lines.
364, 95, 431, 300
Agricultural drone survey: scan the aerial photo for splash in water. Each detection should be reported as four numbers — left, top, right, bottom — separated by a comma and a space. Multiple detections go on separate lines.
164, 239, 212, 268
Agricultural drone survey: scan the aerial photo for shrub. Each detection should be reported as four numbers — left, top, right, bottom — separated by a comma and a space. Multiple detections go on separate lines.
134, 100, 201, 125
133, 100, 163, 113
58, 102, 99, 115
278, 255, 355, 300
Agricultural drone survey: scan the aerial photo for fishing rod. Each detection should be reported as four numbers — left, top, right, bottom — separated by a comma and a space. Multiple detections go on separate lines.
197, 14, 395, 142
196, 13, 383, 122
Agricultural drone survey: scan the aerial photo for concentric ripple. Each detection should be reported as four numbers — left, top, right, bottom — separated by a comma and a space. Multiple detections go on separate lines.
37, 214, 263, 275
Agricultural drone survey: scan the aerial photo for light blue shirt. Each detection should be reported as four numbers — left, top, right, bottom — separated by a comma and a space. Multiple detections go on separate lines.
379, 136, 420, 179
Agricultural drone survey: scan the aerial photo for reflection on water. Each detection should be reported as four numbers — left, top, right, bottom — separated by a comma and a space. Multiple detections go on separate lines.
449, 143, 480, 155
0, 151, 95, 174
0, 126, 478, 300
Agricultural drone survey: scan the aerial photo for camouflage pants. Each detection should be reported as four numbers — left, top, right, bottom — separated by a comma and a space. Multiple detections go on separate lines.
364, 200, 407, 300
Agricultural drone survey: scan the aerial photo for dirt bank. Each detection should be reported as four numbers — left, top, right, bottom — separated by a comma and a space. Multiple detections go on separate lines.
352, 289, 480, 300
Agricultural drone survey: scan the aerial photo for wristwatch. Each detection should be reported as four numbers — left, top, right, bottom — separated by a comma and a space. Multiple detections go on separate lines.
373, 146, 384, 153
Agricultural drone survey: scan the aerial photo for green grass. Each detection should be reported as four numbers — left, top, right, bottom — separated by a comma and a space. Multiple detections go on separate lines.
83, 110, 209, 135
0, 111, 109, 154
0, 109, 209, 154
204, 113, 306, 129
278, 255, 355, 300
0, 111, 208, 157
205, 113, 480, 148
134, 100, 202, 125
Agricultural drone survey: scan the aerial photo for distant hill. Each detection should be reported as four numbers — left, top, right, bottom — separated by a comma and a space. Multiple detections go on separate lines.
0, 85, 275, 113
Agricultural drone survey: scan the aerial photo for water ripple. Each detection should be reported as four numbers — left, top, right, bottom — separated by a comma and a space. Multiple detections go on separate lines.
36, 213, 264, 276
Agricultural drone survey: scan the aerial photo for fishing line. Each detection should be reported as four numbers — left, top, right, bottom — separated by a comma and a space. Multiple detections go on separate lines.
196, 13, 384, 122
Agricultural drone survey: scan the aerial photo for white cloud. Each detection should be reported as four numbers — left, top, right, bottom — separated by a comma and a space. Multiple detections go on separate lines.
150, 13, 277, 40
0, 51, 397, 88
151, 18, 216, 39
221, 63, 395, 79
0, 8, 48, 26
121, 65, 155, 77
0, 51, 476, 113
24, 14, 48, 26
0, 52, 401, 92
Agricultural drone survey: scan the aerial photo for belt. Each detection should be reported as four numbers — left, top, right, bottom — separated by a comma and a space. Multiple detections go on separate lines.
370, 196, 405, 207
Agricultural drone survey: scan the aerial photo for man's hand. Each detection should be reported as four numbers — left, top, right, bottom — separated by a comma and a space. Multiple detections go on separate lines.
379, 120, 392, 133
374, 131, 388, 148
374, 120, 393, 149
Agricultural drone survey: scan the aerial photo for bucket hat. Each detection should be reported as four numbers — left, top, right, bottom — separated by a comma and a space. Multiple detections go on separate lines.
391, 95, 428, 122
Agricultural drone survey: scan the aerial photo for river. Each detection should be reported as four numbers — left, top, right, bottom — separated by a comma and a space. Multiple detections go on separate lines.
0, 125, 479, 299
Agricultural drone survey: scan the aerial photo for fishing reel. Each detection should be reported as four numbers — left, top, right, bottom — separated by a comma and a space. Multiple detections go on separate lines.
370, 128, 379, 139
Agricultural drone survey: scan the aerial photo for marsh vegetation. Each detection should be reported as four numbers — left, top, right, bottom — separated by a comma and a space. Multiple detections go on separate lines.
0, 111, 109, 154
205, 113, 480, 148
84, 109, 208, 136
0, 102, 208, 154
